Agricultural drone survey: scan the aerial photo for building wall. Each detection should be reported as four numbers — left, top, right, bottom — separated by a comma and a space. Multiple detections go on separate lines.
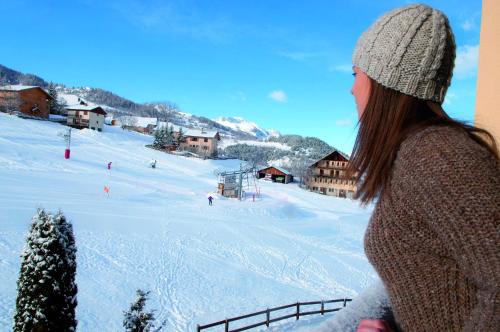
89, 113, 105, 131
0, 89, 50, 118
67, 110, 104, 130
179, 136, 217, 156
474, 0, 500, 143
305, 160, 357, 198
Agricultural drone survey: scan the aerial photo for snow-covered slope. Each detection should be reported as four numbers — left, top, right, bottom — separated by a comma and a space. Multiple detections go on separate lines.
215, 116, 279, 139
0, 113, 375, 331
219, 138, 292, 151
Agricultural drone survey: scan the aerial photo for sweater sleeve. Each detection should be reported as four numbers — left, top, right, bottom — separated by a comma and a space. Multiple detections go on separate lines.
392, 127, 500, 331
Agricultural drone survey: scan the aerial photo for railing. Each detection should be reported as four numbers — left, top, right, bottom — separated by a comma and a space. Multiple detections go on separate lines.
68, 118, 89, 125
197, 298, 351, 332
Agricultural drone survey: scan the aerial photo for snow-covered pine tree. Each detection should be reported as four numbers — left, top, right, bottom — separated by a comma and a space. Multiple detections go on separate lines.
13, 209, 78, 332
152, 126, 166, 149
53, 211, 78, 327
176, 127, 184, 145
165, 125, 175, 145
123, 290, 161, 332
47, 82, 62, 115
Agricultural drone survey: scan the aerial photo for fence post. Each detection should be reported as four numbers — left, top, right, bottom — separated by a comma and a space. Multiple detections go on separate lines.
225, 319, 229, 332
197, 324, 201, 332
321, 301, 324, 315
266, 308, 270, 327
296, 302, 300, 320
343, 298, 347, 307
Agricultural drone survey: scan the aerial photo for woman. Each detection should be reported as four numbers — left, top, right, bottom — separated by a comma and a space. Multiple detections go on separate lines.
346, 4, 499, 332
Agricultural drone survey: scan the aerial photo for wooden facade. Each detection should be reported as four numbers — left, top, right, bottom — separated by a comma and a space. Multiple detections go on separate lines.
257, 166, 293, 184
0, 85, 52, 119
305, 150, 357, 198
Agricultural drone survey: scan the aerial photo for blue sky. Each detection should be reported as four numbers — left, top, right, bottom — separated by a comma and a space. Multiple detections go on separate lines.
1, 0, 482, 152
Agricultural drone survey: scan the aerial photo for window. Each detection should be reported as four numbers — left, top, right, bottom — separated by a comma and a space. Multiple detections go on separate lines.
191, 137, 198, 142
202, 146, 208, 150
204, 138, 208, 142
84, 111, 88, 115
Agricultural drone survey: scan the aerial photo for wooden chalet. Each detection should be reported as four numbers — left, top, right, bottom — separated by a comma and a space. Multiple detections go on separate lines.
257, 166, 293, 184
305, 150, 357, 198
0, 85, 53, 118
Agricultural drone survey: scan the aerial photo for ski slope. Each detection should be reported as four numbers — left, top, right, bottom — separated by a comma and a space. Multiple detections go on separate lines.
0, 113, 376, 331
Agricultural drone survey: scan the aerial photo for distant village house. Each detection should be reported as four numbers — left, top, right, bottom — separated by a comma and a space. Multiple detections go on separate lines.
179, 128, 220, 157
0, 85, 53, 119
305, 150, 357, 198
66, 105, 107, 131
257, 166, 293, 184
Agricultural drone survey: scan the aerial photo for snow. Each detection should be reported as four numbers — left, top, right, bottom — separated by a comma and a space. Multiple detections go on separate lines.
130, 117, 158, 128
215, 117, 276, 139
58, 93, 95, 108
0, 112, 376, 331
220, 139, 291, 151
0, 85, 41, 91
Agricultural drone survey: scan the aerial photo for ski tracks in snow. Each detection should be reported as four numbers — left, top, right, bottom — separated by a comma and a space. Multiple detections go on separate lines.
155, 228, 191, 331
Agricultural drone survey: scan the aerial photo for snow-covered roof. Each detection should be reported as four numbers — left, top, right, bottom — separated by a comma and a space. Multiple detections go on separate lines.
66, 104, 107, 115
184, 128, 219, 138
0, 85, 52, 98
309, 149, 350, 167
259, 165, 293, 175
0, 85, 39, 91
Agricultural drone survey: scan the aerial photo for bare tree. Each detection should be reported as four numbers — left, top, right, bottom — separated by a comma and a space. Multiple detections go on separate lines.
120, 116, 138, 129
0, 91, 22, 114
289, 156, 313, 186
151, 102, 178, 124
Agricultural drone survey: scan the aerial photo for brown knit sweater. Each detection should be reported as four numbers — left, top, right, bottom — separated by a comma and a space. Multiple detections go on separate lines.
364, 126, 500, 332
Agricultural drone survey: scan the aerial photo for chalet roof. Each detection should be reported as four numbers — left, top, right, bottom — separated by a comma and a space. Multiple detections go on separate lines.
258, 166, 293, 175
184, 128, 219, 138
0, 85, 53, 99
309, 149, 350, 167
66, 104, 107, 115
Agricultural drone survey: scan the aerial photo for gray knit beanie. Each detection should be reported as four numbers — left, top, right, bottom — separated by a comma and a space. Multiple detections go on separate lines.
352, 4, 456, 103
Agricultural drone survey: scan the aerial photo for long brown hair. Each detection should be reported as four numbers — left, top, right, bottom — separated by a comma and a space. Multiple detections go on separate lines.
347, 79, 498, 204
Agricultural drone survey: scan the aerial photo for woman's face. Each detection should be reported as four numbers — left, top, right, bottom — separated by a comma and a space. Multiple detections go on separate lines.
351, 66, 371, 119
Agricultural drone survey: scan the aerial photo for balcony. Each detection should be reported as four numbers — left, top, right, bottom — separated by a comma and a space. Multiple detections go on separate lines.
68, 118, 89, 127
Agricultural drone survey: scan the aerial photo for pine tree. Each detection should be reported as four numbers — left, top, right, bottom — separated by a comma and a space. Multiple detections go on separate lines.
165, 125, 175, 145
13, 209, 78, 332
176, 127, 184, 145
47, 83, 62, 115
152, 126, 166, 149
123, 290, 161, 332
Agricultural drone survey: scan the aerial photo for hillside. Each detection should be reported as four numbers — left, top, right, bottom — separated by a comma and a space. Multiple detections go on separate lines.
0, 113, 375, 331
0, 64, 341, 153
0, 64, 273, 140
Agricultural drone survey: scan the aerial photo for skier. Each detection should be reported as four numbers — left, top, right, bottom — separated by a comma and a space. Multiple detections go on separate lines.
107, 161, 112, 170
150, 159, 157, 169
208, 196, 213, 206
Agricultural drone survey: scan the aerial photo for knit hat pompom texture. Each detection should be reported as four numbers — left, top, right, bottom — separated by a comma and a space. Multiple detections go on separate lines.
353, 4, 456, 103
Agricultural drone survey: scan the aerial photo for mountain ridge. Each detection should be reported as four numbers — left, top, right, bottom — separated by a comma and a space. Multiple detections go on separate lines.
0, 64, 333, 149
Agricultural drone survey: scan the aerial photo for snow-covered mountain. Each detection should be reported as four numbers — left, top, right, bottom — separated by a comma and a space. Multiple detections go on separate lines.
214, 116, 280, 139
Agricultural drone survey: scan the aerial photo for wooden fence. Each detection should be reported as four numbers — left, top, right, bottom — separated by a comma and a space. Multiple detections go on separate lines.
197, 298, 352, 332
